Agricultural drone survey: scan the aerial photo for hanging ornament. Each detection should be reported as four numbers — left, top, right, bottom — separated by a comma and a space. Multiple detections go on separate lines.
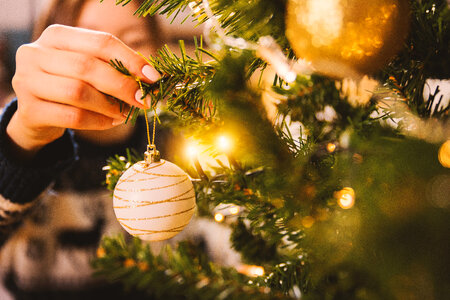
113, 110, 196, 241
285, 0, 410, 78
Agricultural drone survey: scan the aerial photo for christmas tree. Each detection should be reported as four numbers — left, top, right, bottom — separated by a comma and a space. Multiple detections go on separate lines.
96, 0, 449, 299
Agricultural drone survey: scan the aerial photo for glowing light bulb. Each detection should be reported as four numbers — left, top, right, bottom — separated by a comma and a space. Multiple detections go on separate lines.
249, 266, 265, 277
326, 142, 337, 153
217, 135, 232, 152
237, 264, 265, 277
186, 144, 199, 157
214, 213, 224, 222
229, 206, 240, 215
336, 187, 355, 209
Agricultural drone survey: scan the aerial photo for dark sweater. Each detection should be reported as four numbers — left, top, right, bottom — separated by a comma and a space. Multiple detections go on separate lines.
0, 99, 173, 299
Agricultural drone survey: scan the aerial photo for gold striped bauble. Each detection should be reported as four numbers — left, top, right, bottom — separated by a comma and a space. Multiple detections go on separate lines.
286, 0, 410, 78
113, 159, 196, 241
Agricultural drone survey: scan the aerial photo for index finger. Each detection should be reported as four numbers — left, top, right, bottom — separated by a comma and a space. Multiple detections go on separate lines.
37, 24, 161, 83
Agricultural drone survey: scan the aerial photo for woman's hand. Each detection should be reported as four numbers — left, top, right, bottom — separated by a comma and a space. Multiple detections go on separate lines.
7, 24, 160, 158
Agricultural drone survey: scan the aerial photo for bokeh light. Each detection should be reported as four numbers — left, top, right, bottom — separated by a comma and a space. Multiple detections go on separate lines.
326, 142, 337, 153
336, 187, 355, 209
438, 140, 450, 168
214, 213, 225, 222
237, 264, 265, 277
217, 135, 232, 152
186, 143, 199, 158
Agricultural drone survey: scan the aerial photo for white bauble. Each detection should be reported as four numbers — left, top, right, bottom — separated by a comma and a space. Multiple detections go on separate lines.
113, 159, 196, 241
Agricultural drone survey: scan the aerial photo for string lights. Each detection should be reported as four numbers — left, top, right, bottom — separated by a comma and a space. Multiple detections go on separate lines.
335, 187, 356, 209
237, 264, 265, 277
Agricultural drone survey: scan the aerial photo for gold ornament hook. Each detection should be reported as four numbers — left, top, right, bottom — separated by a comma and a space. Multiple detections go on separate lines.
145, 144, 160, 164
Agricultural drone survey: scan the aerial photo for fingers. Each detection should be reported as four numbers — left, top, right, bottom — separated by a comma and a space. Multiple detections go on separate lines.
35, 47, 145, 109
24, 71, 130, 120
8, 24, 153, 153
19, 97, 122, 131
37, 25, 161, 83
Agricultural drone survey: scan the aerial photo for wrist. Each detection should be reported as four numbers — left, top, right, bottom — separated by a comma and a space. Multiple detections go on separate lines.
6, 113, 61, 160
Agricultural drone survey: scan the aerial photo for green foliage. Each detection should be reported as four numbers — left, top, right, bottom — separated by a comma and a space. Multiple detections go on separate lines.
380, 0, 450, 119
104, 148, 142, 191
276, 74, 378, 141
110, 39, 217, 122
93, 235, 289, 299
100, 0, 450, 299
118, 0, 288, 46
148, 39, 217, 119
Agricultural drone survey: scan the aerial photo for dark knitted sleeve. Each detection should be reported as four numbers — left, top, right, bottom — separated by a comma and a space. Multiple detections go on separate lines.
0, 99, 78, 246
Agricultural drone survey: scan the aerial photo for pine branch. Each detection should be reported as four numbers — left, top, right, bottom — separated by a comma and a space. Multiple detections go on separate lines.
103, 148, 142, 191
99, 1, 450, 299
110, 39, 217, 121
148, 39, 217, 119
379, 0, 450, 119
93, 235, 289, 300
201, 0, 288, 45
115, 0, 288, 46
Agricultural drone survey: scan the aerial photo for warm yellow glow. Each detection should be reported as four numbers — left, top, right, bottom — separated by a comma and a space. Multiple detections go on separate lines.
286, 0, 409, 78
339, 194, 355, 209
229, 206, 240, 215
438, 140, 450, 168
217, 135, 232, 152
326, 143, 336, 153
302, 0, 343, 47
123, 258, 136, 268
249, 266, 265, 277
186, 144, 199, 157
96, 247, 106, 258
184, 138, 229, 172
336, 187, 356, 209
214, 213, 225, 222
137, 261, 149, 272
237, 264, 265, 277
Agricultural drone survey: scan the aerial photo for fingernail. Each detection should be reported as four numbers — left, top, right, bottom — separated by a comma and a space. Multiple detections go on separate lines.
142, 65, 160, 82
135, 89, 145, 106
112, 118, 125, 126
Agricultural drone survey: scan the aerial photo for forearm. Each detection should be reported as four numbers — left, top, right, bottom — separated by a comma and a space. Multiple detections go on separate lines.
0, 99, 77, 246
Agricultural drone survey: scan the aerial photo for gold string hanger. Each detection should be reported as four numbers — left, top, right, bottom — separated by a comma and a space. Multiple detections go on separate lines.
137, 78, 160, 164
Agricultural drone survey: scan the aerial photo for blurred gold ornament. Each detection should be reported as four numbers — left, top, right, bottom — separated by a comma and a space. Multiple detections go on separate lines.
337, 75, 380, 106
286, 0, 410, 78
438, 140, 450, 168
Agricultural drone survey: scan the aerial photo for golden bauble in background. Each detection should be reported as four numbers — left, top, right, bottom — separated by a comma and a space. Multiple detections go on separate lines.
286, 0, 410, 78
